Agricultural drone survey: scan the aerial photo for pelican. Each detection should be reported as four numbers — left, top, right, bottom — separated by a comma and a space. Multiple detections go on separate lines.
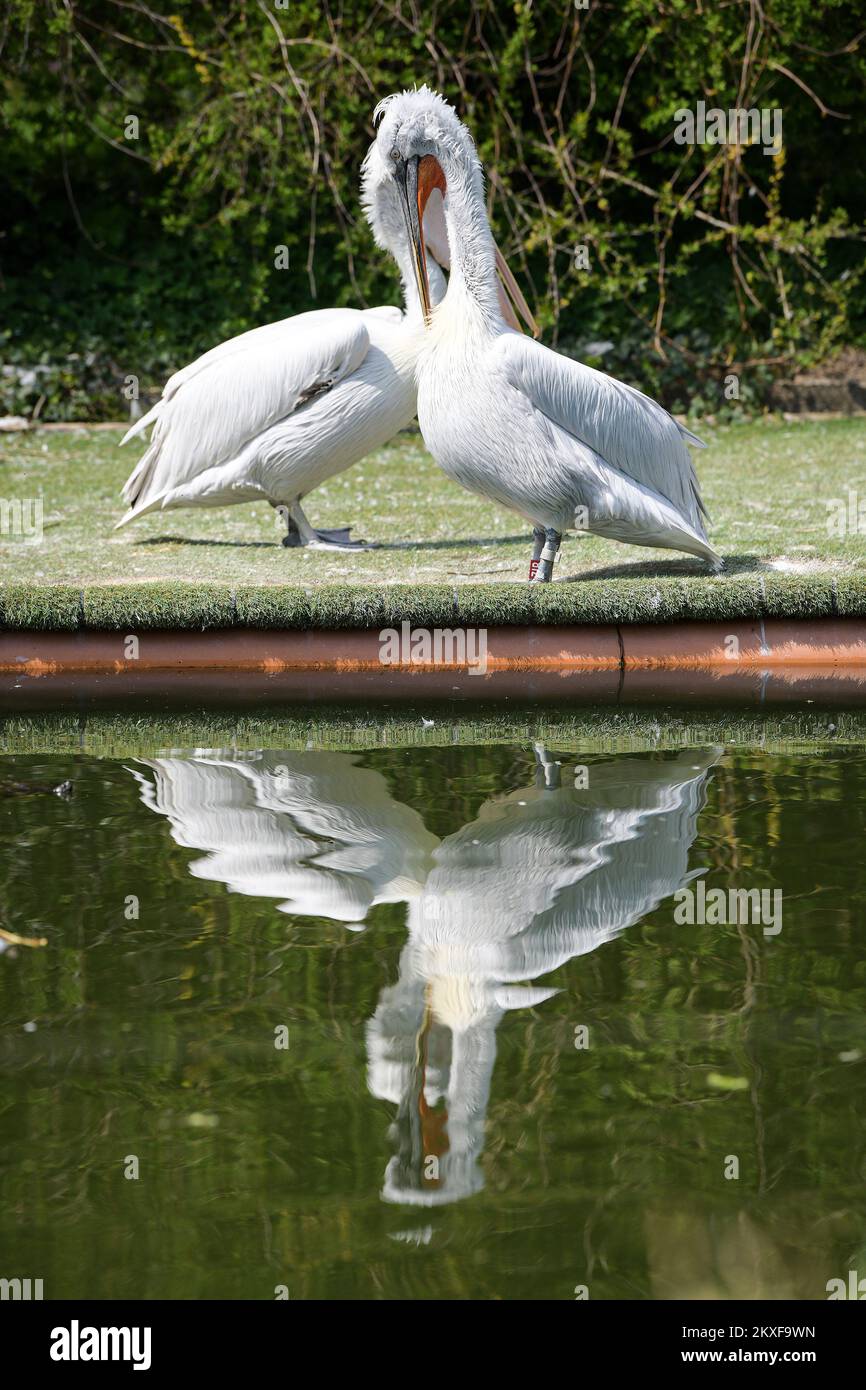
116, 138, 536, 547
368, 745, 721, 1205
125, 739, 719, 1207
374, 87, 722, 581
128, 751, 438, 923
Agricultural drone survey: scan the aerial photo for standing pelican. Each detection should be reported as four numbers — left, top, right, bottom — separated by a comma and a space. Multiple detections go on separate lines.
117, 139, 535, 547
374, 87, 722, 580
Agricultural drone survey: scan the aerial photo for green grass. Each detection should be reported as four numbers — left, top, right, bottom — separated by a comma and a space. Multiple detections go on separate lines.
1, 416, 865, 627
1, 707, 862, 758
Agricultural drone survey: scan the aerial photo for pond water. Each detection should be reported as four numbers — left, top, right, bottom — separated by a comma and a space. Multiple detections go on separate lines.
1, 720, 865, 1300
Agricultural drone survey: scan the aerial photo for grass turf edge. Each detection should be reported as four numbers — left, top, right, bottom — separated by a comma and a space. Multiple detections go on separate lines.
0, 573, 864, 631
1, 708, 862, 757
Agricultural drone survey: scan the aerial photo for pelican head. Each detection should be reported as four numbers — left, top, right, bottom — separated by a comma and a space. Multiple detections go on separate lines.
370, 85, 539, 335
361, 127, 449, 317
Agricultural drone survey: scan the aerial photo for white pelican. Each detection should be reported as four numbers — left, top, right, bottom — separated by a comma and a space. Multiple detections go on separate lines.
128, 751, 438, 923
126, 739, 718, 1206
368, 746, 721, 1204
374, 87, 722, 581
117, 141, 535, 547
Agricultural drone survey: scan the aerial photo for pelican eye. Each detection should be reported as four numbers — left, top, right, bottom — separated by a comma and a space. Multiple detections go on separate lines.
390, 147, 401, 163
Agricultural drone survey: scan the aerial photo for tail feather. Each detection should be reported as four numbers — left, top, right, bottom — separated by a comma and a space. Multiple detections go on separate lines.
678, 423, 707, 449
120, 440, 161, 506
691, 477, 711, 524
120, 400, 162, 447
114, 491, 169, 529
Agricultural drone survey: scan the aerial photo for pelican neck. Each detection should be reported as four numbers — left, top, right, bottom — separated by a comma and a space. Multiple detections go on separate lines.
440, 170, 506, 334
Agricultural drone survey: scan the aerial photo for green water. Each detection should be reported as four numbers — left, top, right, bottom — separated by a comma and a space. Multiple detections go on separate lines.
1, 726, 865, 1300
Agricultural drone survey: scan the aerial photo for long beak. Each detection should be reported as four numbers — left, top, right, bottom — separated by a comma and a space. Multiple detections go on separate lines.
494, 242, 540, 339
393, 155, 433, 325
394, 153, 540, 338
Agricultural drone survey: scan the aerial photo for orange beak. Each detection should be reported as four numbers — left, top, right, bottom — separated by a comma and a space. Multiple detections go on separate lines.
399, 151, 539, 337
415, 156, 447, 325
493, 242, 540, 338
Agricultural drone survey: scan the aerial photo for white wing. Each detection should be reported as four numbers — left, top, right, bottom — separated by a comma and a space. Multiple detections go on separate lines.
119, 308, 372, 516
129, 752, 437, 922
492, 333, 709, 532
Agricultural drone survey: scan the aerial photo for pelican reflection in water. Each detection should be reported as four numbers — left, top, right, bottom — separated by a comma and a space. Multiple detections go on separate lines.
131, 746, 719, 1205
130, 752, 437, 926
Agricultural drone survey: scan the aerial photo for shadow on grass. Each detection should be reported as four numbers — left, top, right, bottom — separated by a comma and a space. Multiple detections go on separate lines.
136, 533, 528, 553
371, 534, 527, 552
137, 535, 278, 549
131, 535, 766, 580
559, 554, 767, 582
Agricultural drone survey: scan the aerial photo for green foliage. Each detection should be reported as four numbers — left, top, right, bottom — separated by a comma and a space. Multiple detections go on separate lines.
1, 0, 865, 418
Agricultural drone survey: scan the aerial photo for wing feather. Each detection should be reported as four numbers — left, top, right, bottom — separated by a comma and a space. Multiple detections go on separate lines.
120, 309, 371, 511
493, 335, 710, 533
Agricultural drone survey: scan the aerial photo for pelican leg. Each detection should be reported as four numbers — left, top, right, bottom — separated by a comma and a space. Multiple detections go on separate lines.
282, 501, 369, 551
279, 507, 303, 548
528, 527, 545, 581
529, 527, 561, 584
533, 742, 561, 790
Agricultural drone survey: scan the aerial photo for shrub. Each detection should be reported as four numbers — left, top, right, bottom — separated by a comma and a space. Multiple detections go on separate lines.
2, 0, 864, 418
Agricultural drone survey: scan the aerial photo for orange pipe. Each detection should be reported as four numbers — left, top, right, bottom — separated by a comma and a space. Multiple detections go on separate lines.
2, 621, 866, 674
0, 620, 865, 719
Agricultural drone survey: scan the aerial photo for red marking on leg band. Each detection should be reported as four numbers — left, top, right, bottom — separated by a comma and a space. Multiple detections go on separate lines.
529, 558, 540, 581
